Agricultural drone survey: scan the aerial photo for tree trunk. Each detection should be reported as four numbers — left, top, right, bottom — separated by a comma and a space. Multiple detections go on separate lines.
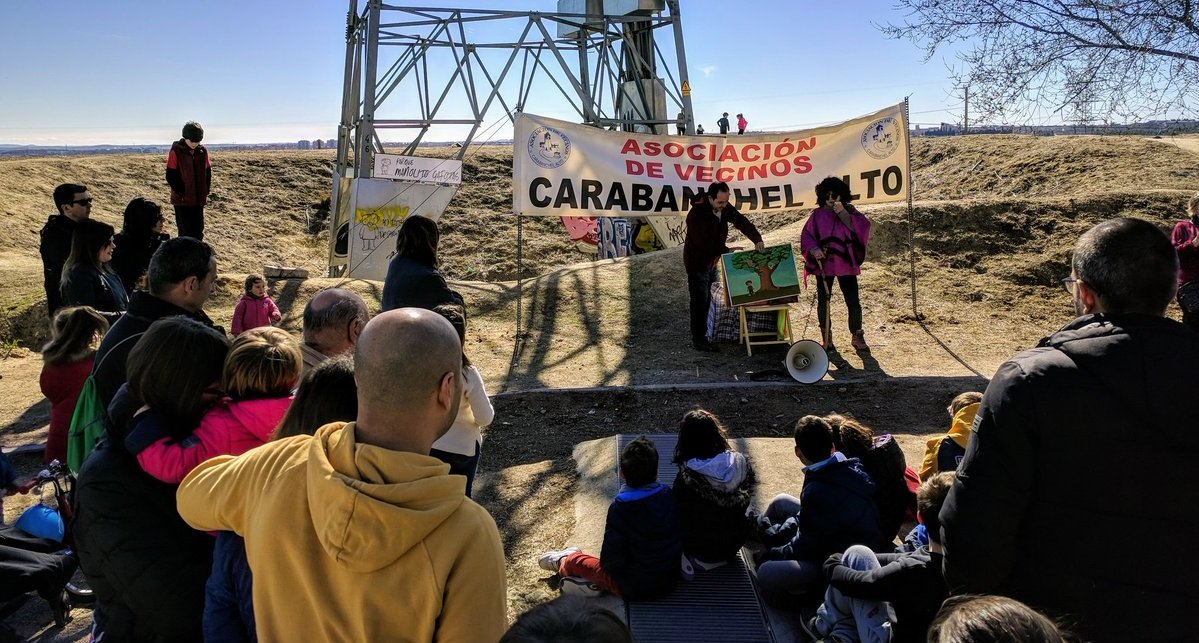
756, 266, 778, 291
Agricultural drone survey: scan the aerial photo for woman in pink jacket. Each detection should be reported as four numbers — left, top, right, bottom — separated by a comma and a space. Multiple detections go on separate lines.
231, 274, 281, 336
800, 176, 872, 353
134, 327, 301, 483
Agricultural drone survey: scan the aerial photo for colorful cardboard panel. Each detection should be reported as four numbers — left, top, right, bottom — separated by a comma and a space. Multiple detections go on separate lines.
720, 244, 801, 307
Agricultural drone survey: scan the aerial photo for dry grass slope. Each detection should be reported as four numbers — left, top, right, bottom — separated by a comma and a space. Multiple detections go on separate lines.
2, 134, 1196, 356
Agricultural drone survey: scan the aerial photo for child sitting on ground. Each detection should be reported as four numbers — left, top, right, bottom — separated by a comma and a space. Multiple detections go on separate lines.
39, 306, 109, 464
231, 274, 282, 336
671, 409, 757, 568
537, 436, 683, 599
828, 414, 917, 544
920, 391, 982, 482
754, 415, 885, 604
806, 471, 956, 643
127, 327, 301, 483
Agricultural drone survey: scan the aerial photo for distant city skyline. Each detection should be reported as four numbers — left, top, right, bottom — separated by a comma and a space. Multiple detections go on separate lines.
0, 1, 1071, 146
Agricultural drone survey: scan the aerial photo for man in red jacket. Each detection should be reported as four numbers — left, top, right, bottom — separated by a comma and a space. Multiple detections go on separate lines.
166, 121, 211, 240
682, 181, 763, 351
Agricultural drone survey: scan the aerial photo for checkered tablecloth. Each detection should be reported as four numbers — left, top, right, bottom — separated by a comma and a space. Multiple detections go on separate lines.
706, 280, 781, 342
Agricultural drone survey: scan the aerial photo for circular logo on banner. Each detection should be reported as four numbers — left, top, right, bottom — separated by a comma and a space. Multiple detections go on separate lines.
861, 117, 901, 159
528, 125, 571, 168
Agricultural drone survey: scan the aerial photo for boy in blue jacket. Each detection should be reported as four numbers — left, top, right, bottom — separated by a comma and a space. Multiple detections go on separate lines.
538, 436, 683, 599
754, 415, 885, 603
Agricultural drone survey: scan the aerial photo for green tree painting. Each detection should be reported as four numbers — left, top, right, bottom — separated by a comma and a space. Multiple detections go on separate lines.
731, 245, 793, 292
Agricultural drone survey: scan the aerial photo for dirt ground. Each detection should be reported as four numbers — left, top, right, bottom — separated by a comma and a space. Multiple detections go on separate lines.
2, 134, 1197, 639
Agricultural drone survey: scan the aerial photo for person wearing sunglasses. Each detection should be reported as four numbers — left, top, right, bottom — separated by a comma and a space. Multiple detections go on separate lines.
40, 183, 94, 316
60, 219, 129, 324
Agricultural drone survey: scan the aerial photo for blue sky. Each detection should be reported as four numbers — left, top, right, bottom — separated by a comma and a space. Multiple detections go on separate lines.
0, 1, 972, 145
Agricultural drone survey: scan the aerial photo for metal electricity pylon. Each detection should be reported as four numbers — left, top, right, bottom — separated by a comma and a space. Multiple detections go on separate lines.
333, 1, 696, 180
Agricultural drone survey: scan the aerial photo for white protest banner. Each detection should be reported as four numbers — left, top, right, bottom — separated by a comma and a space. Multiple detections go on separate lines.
372, 153, 463, 185
347, 178, 458, 280
512, 103, 908, 216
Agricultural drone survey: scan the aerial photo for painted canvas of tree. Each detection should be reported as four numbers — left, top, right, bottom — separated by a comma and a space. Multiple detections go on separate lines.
721, 244, 801, 307
731, 245, 793, 292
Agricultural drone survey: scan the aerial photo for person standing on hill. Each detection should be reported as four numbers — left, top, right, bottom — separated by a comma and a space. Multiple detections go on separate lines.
717, 112, 730, 135
167, 121, 212, 240
737, 113, 748, 135
40, 183, 93, 316
683, 181, 764, 352
1172, 192, 1199, 330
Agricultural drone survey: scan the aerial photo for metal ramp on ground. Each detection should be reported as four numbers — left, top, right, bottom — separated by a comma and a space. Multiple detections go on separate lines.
616, 434, 774, 643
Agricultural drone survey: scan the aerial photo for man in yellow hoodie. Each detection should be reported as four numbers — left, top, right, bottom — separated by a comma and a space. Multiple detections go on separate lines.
177, 308, 507, 642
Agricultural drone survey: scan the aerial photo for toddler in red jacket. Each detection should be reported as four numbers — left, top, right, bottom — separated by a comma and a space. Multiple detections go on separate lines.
135, 327, 301, 483
231, 274, 281, 336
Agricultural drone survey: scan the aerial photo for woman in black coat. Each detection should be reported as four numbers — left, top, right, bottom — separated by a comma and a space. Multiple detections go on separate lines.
110, 197, 169, 292
671, 409, 757, 566
73, 317, 229, 642
60, 219, 128, 323
381, 215, 464, 311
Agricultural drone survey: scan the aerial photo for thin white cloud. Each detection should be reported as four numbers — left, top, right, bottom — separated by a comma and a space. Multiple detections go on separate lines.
698, 65, 718, 77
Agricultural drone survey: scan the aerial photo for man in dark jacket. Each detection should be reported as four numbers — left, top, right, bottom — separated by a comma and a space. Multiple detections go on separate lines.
683, 181, 763, 351
756, 416, 884, 603
166, 121, 211, 240
92, 236, 221, 410
39, 183, 92, 316
940, 218, 1199, 643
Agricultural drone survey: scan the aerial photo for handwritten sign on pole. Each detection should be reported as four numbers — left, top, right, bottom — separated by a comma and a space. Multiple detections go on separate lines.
372, 154, 463, 185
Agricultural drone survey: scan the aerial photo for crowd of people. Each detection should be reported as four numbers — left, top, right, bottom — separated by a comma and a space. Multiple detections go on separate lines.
672, 111, 747, 136
541, 215, 1196, 643
5, 139, 1199, 643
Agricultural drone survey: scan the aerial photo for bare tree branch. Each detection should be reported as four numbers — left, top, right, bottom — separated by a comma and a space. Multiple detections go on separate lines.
881, 0, 1199, 122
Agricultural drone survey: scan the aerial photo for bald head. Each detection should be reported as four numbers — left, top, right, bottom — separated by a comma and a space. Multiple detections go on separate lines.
353, 309, 463, 450
302, 288, 369, 357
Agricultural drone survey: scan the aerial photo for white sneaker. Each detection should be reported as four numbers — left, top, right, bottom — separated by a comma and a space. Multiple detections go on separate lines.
537, 547, 580, 573
559, 576, 604, 597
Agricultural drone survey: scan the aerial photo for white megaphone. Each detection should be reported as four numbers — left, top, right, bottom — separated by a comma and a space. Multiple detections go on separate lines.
784, 339, 829, 384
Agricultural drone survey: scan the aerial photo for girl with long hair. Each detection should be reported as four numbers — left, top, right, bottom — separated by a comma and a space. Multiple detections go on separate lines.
381, 215, 464, 310
110, 197, 169, 292
671, 408, 757, 567
39, 306, 109, 463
